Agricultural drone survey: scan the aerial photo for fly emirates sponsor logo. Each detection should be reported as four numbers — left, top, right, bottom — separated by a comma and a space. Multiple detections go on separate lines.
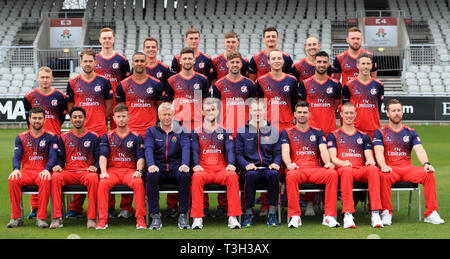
202, 145, 222, 154
112, 152, 132, 162
311, 98, 331, 108
80, 97, 100, 107
340, 149, 362, 158
356, 99, 375, 109
387, 147, 407, 157
296, 146, 315, 156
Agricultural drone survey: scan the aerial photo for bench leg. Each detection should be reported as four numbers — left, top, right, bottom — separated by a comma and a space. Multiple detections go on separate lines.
396, 190, 400, 212
408, 191, 412, 216
418, 188, 422, 222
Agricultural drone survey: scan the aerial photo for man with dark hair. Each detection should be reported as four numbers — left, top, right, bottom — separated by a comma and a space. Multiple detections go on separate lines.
49, 106, 100, 229
373, 99, 444, 225
281, 101, 339, 228
299, 51, 341, 137
171, 29, 214, 81
249, 27, 293, 82
342, 52, 384, 138
142, 37, 171, 84
8, 107, 58, 228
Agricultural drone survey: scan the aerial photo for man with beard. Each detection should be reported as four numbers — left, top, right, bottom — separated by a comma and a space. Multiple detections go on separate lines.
8, 107, 58, 228
49, 106, 100, 229
373, 99, 444, 225
332, 27, 377, 86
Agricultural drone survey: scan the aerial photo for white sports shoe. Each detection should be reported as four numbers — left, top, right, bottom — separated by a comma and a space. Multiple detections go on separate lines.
381, 210, 392, 226
322, 215, 340, 228
288, 216, 302, 228
343, 213, 356, 229
424, 211, 445, 224
304, 201, 316, 216
192, 217, 203, 229
118, 210, 133, 219
228, 216, 241, 229
371, 211, 384, 228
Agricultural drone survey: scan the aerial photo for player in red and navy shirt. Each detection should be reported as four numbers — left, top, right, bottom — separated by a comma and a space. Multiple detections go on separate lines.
49, 106, 100, 228
190, 98, 242, 229
67, 49, 113, 136
342, 53, 384, 138
171, 29, 214, 82
332, 27, 377, 86
141, 37, 171, 84
96, 104, 147, 229
167, 47, 211, 132
249, 27, 293, 82
373, 99, 444, 225
292, 37, 322, 82
299, 51, 341, 137
280, 101, 339, 228
24, 67, 66, 136
95, 28, 130, 130
116, 52, 166, 138
211, 31, 249, 83
212, 51, 257, 136
8, 107, 57, 228
257, 49, 298, 132
327, 102, 383, 228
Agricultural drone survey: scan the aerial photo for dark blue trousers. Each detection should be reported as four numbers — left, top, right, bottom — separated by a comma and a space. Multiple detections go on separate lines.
243, 169, 279, 209
146, 168, 191, 214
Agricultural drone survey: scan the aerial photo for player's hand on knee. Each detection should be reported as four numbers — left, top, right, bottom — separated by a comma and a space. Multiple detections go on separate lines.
324, 162, 335, 169
424, 164, 435, 173
8, 170, 21, 181
287, 163, 298, 171
365, 159, 376, 166
179, 164, 190, 173
192, 165, 203, 172
381, 165, 392, 173
148, 165, 159, 173
100, 171, 109, 179
39, 169, 51, 181
87, 166, 98, 173
226, 164, 236, 172
268, 163, 280, 170
245, 163, 257, 171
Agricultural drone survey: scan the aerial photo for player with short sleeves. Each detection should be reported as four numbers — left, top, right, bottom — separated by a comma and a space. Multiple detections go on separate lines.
171, 29, 214, 82
7, 107, 58, 228
373, 99, 444, 225
95, 104, 147, 230
95, 27, 130, 129
281, 101, 339, 228
327, 102, 383, 228
342, 52, 384, 138
116, 52, 166, 138
249, 27, 293, 82
190, 98, 242, 229
298, 51, 341, 137
257, 49, 298, 132
292, 36, 323, 82
49, 106, 100, 229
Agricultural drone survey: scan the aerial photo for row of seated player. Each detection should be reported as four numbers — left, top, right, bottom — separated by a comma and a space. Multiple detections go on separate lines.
7, 99, 445, 230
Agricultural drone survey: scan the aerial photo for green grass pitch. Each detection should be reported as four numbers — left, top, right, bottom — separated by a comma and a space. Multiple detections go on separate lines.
0, 126, 449, 239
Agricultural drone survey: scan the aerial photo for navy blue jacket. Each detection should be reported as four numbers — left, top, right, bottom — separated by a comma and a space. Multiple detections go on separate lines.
144, 121, 190, 172
235, 121, 282, 169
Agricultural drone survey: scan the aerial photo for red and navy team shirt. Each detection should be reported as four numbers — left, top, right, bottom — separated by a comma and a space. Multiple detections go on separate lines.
292, 58, 316, 83
166, 72, 210, 131
257, 73, 298, 129
327, 128, 372, 169
342, 78, 384, 132
95, 52, 130, 90
299, 76, 342, 136
171, 51, 214, 81
57, 130, 100, 171
100, 130, 144, 169
249, 50, 293, 79
115, 75, 166, 137
212, 76, 257, 135
372, 125, 422, 167
66, 74, 113, 136
13, 130, 58, 172
211, 53, 249, 80
332, 49, 377, 86
191, 126, 235, 169
23, 88, 66, 135
280, 126, 327, 167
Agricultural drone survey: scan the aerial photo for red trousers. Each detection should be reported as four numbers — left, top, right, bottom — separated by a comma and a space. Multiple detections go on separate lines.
97, 168, 146, 223
190, 168, 242, 218
286, 167, 338, 218
337, 165, 382, 213
51, 170, 99, 219
380, 165, 438, 217
8, 169, 51, 220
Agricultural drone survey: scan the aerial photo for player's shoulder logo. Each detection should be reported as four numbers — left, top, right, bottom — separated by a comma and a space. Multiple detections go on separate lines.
198, 62, 205, 69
